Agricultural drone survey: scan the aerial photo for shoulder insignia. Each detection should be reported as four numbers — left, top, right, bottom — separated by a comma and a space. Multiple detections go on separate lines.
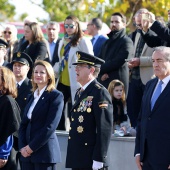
98, 101, 109, 108
95, 83, 102, 89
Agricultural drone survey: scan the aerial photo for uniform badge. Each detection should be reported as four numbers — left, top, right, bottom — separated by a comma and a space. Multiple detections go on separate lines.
78, 115, 84, 123
77, 126, 84, 133
17, 52, 21, 57
87, 108, 91, 113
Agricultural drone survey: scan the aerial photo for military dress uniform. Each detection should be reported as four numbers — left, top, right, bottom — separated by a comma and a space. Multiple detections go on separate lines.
66, 51, 113, 169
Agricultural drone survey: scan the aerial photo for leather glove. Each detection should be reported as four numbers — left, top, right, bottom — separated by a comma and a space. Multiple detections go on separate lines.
92, 160, 103, 170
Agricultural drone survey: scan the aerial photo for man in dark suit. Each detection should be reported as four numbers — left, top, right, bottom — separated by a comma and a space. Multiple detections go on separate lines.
135, 46, 170, 170
98, 12, 133, 94
87, 18, 107, 57
66, 51, 113, 170
45, 21, 61, 66
12, 52, 33, 119
11, 52, 33, 170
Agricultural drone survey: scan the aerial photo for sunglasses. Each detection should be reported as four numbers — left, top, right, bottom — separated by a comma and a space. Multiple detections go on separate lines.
4, 31, 12, 34
64, 24, 75, 29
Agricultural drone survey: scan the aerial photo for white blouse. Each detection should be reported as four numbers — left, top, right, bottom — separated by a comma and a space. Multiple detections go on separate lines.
27, 86, 47, 119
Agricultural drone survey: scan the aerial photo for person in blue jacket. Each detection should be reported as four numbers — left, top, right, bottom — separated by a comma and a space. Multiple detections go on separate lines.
18, 60, 64, 170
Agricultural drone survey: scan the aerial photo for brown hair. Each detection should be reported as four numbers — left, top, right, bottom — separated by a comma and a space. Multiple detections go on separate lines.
31, 60, 56, 92
64, 15, 83, 46
0, 66, 17, 98
25, 22, 45, 43
108, 79, 126, 106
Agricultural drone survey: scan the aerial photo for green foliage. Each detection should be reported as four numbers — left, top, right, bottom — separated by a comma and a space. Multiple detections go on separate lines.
0, 0, 15, 21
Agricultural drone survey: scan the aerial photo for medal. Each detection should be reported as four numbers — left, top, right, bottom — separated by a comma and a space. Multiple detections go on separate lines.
87, 108, 91, 113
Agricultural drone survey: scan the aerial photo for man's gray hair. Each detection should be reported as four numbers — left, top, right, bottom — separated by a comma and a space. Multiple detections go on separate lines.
46, 21, 60, 31
154, 46, 170, 62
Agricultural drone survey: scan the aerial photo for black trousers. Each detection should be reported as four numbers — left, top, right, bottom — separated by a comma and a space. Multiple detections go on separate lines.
72, 168, 108, 170
57, 83, 71, 130
21, 162, 57, 170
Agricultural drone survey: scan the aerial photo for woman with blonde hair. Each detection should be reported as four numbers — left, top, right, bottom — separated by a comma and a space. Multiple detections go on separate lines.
3, 24, 19, 62
19, 60, 64, 170
0, 66, 21, 169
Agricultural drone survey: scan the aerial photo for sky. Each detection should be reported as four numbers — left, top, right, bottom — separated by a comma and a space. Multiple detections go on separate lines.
9, 0, 49, 21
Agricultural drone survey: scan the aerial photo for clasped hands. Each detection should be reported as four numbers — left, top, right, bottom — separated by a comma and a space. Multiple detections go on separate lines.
20, 145, 33, 158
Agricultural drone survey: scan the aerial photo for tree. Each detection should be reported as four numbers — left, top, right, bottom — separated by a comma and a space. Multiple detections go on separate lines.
0, 0, 15, 21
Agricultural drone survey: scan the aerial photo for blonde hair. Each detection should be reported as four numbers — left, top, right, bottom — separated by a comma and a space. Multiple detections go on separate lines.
31, 60, 56, 92
108, 79, 126, 106
4, 24, 18, 42
0, 66, 17, 98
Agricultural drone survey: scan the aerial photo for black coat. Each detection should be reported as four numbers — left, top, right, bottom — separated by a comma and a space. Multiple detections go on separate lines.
98, 29, 133, 94
142, 21, 170, 48
18, 40, 48, 63
15, 78, 32, 119
0, 95, 21, 146
66, 79, 113, 168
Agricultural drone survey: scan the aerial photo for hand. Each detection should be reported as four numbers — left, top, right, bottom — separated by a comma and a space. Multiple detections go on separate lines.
120, 126, 127, 135
0, 159, 7, 168
92, 160, 103, 170
20, 145, 33, 158
128, 58, 140, 67
135, 155, 143, 170
101, 74, 109, 81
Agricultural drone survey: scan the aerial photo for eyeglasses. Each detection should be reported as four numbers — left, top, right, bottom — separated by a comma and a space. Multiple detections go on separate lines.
4, 31, 12, 34
136, 24, 142, 27
74, 65, 91, 69
64, 24, 75, 29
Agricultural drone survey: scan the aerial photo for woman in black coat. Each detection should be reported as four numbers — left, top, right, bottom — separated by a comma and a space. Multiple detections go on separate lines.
18, 22, 48, 78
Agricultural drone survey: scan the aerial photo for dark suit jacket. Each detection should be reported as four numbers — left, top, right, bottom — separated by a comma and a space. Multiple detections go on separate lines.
19, 89, 64, 163
93, 35, 107, 57
66, 79, 113, 168
44, 39, 61, 66
135, 77, 170, 165
15, 78, 32, 119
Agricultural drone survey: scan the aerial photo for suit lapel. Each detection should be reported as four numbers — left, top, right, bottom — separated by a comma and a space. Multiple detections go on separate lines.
71, 80, 96, 112
17, 78, 29, 97
58, 38, 64, 61
30, 90, 49, 120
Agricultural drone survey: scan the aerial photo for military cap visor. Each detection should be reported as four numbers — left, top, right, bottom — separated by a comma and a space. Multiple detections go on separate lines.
12, 52, 33, 67
72, 51, 105, 67
0, 39, 8, 48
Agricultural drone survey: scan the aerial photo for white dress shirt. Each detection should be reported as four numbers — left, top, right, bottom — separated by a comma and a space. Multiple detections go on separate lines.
27, 86, 47, 119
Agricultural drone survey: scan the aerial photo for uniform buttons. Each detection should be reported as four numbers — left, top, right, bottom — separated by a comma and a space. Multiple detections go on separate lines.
85, 143, 87, 145
72, 118, 74, 121
69, 127, 72, 130
68, 136, 71, 139
24, 98, 27, 100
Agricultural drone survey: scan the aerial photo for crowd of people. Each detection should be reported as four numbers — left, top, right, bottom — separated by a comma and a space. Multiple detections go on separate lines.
0, 7, 170, 170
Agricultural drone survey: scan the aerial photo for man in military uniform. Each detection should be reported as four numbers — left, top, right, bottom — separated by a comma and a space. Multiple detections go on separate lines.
11, 52, 33, 170
12, 52, 33, 119
66, 51, 113, 170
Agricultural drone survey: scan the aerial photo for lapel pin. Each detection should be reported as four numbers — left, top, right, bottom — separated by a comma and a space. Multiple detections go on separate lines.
42, 97, 44, 100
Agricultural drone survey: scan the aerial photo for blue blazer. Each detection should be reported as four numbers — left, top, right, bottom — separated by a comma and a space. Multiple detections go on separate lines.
93, 35, 107, 57
135, 78, 170, 166
19, 89, 64, 163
